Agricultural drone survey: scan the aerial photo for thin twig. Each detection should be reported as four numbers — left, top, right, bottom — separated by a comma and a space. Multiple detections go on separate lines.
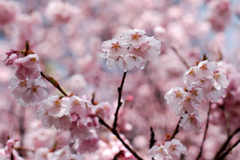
170, 118, 182, 140
113, 71, 127, 130
98, 116, 143, 160
219, 105, 230, 136
214, 127, 240, 159
40, 72, 68, 96
91, 92, 95, 105
215, 139, 240, 160
14, 147, 35, 153
149, 127, 156, 149
171, 46, 190, 69
196, 103, 212, 160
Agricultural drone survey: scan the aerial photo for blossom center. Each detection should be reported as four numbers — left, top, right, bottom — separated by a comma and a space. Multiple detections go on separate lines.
200, 64, 208, 70
111, 42, 121, 51
131, 33, 141, 40
19, 81, 27, 87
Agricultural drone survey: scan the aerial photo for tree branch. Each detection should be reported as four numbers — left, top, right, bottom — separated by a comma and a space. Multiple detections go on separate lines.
149, 127, 156, 149
98, 116, 143, 160
215, 138, 240, 160
40, 71, 68, 97
171, 46, 190, 69
196, 103, 211, 160
170, 118, 182, 140
214, 127, 240, 159
113, 71, 127, 130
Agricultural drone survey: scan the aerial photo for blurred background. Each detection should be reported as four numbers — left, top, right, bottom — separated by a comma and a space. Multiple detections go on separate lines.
0, 0, 240, 159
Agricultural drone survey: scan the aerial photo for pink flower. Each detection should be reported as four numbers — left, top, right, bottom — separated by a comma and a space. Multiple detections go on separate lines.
106, 55, 127, 72
101, 38, 129, 59
164, 139, 187, 160
70, 123, 93, 140
125, 54, 147, 70
179, 110, 203, 133
100, 29, 161, 71
148, 145, 170, 160
50, 146, 85, 160
3, 50, 21, 66
39, 96, 70, 118
94, 101, 111, 119
77, 136, 99, 154
4, 138, 18, 156
121, 29, 146, 48
15, 65, 41, 80
183, 66, 199, 86
128, 41, 149, 60
164, 87, 186, 108
45, 1, 79, 23
14, 54, 39, 69
197, 60, 217, 78
146, 37, 161, 61
36, 96, 72, 130
0, 1, 18, 26
207, 87, 226, 103
13, 54, 41, 80
70, 95, 91, 119
213, 71, 229, 89
9, 77, 48, 107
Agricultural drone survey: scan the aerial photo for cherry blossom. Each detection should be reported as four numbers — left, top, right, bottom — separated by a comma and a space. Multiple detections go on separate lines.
179, 110, 203, 133
8, 77, 48, 107
148, 145, 170, 160
164, 139, 187, 160
100, 29, 161, 71
36, 96, 72, 129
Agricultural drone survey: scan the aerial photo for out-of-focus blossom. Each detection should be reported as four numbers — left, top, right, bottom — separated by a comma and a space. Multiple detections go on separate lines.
0, 1, 18, 26
50, 146, 85, 160
45, 1, 79, 23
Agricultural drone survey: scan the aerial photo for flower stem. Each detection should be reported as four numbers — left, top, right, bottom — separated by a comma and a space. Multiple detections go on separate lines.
196, 103, 212, 160
171, 46, 190, 69
40, 71, 68, 96
113, 71, 127, 130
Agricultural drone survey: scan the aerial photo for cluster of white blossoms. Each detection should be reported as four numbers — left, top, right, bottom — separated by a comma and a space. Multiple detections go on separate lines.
149, 139, 187, 160
3, 48, 112, 154
3, 50, 48, 107
36, 95, 111, 154
100, 29, 161, 71
164, 60, 229, 133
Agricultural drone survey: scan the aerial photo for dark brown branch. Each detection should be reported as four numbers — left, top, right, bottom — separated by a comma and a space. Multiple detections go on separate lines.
171, 46, 190, 69
219, 105, 230, 136
215, 139, 240, 160
40, 72, 68, 96
113, 71, 127, 130
14, 147, 35, 153
214, 127, 240, 159
196, 103, 212, 160
149, 127, 156, 149
97, 116, 143, 160
170, 118, 182, 140
91, 92, 95, 105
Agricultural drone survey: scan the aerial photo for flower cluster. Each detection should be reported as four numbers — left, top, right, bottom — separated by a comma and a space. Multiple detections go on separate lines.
149, 139, 187, 160
3, 46, 112, 155
165, 60, 229, 133
100, 29, 161, 71
3, 49, 48, 107
36, 94, 111, 154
